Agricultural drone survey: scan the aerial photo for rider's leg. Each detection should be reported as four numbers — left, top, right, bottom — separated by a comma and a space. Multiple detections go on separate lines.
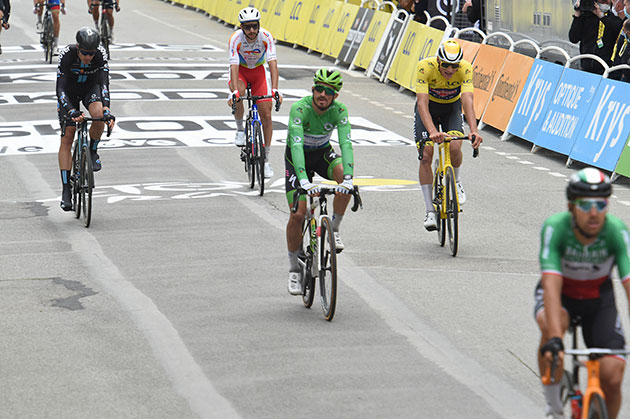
331, 162, 351, 221
59, 124, 75, 209
258, 100, 273, 167
87, 100, 104, 149
599, 357, 625, 419
51, 9, 60, 49
90, 2, 99, 27
418, 145, 434, 212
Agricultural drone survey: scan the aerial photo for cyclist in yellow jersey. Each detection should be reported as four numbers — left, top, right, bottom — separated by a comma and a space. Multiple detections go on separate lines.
414, 39, 483, 231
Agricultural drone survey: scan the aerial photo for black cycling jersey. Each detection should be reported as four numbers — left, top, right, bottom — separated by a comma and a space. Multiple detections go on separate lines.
0, 0, 10, 23
56, 44, 110, 115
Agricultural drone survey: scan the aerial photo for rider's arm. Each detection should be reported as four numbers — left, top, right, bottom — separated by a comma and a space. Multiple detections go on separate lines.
4, 0, 10, 23
416, 92, 438, 137
268, 60, 279, 91
229, 64, 240, 93
460, 61, 482, 147
227, 32, 242, 93
287, 103, 308, 182
56, 53, 74, 114
336, 104, 354, 178
97, 50, 111, 109
540, 220, 565, 339
261, 28, 278, 90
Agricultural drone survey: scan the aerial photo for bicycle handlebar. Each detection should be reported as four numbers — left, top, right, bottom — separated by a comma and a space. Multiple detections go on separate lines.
565, 348, 630, 357
63, 114, 113, 137
291, 185, 362, 214
419, 134, 479, 160
230, 92, 282, 115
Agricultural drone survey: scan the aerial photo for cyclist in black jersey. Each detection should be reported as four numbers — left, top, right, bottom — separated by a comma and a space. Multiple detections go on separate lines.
0, 0, 10, 55
88, 0, 120, 42
56, 27, 115, 211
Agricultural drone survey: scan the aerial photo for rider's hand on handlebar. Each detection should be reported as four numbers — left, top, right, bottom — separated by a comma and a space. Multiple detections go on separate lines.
103, 109, 116, 129
69, 109, 83, 122
272, 88, 283, 105
429, 131, 445, 144
540, 337, 565, 362
336, 177, 353, 195
300, 179, 320, 196
227, 90, 240, 107
470, 132, 483, 149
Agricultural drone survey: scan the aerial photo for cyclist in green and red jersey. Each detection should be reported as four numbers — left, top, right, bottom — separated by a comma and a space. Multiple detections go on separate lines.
284, 68, 354, 295
535, 167, 630, 419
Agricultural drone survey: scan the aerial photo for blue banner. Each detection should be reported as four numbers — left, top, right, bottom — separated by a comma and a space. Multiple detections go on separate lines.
507, 59, 564, 143
569, 78, 630, 171
532, 68, 602, 156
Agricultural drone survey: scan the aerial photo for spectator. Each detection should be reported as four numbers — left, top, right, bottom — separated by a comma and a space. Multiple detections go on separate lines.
610, 18, 630, 80
397, 0, 413, 13
413, 0, 428, 24
463, 0, 485, 32
570, 0, 623, 74
0, 0, 10, 55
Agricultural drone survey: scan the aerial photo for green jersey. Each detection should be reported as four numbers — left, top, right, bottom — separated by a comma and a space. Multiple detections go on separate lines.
540, 212, 630, 299
286, 96, 354, 182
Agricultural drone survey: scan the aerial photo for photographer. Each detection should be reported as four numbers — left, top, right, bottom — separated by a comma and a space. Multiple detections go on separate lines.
610, 18, 630, 81
570, 0, 623, 74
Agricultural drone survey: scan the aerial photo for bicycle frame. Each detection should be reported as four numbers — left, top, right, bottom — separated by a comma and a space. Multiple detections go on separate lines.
434, 140, 459, 214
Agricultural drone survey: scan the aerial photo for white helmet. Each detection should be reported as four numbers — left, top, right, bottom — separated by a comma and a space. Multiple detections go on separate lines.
437, 39, 463, 64
238, 7, 261, 23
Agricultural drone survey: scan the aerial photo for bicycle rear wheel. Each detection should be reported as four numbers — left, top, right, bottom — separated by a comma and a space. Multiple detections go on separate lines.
100, 17, 110, 58
81, 146, 94, 228
585, 393, 608, 419
445, 166, 458, 256
319, 216, 337, 321
433, 166, 446, 246
44, 18, 53, 63
72, 145, 81, 218
254, 120, 265, 196
301, 220, 315, 308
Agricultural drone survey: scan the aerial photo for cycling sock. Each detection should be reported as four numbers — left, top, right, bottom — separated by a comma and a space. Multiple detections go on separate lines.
421, 184, 434, 213
288, 250, 300, 272
90, 138, 100, 152
265, 147, 270, 162
60, 169, 70, 186
332, 213, 343, 232
542, 382, 563, 415
454, 166, 461, 182
235, 119, 244, 131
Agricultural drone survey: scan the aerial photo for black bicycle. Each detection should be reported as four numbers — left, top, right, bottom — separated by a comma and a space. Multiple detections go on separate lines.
65, 115, 111, 227
37, 2, 54, 63
231, 83, 280, 196
91, 1, 118, 58
291, 186, 362, 321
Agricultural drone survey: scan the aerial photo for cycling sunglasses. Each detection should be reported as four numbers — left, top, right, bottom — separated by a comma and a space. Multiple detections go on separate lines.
440, 62, 460, 69
574, 198, 608, 212
242, 23, 259, 31
313, 84, 336, 96
79, 49, 96, 56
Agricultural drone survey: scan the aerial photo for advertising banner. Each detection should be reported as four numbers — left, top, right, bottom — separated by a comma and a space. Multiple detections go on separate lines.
259, 0, 279, 28
569, 78, 630, 171
301, 0, 331, 51
481, 52, 534, 131
352, 10, 390, 70
507, 59, 564, 144
311, 1, 343, 54
387, 22, 443, 91
323, 3, 360, 58
266, 0, 291, 38
282, 0, 314, 45
614, 135, 630, 178
337, 8, 375, 66
532, 68, 601, 156
372, 18, 406, 79
471, 44, 509, 119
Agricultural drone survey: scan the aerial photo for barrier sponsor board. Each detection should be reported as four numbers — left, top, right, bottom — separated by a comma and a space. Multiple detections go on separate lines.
0, 116, 414, 157
614, 135, 630, 177
531, 69, 602, 156
301, 1, 327, 50
282, 0, 314, 45
311, 1, 343, 54
472, 44, 509, 118
508, 59, 564, 144
352, 10, 390, 70
338, 8, 375, 66
569, 78, 630, 171
372, 18, 406, 79
481, 51, 533, 131
387, 21, 442, 91
323, 3, 359, 59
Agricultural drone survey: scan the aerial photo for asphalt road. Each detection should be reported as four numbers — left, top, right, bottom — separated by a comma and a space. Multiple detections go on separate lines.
2, 1, 630, 418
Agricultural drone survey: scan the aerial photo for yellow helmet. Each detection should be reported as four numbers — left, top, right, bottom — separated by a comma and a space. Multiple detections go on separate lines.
437, 39, 463, 64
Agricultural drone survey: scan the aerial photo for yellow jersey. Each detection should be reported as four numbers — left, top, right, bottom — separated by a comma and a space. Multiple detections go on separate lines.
415, 57, 474, 104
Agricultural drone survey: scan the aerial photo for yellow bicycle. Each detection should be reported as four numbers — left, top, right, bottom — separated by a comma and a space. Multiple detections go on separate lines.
423, 131, 478, 256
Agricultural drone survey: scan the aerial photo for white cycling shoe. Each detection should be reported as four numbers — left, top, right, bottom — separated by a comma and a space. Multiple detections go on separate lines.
234, 131, 245, 146
287, 271, 303, 295
333, 231, 344, 253
264, 162, 274, 178
456, 181, 466, 205
424, 211, 438, 231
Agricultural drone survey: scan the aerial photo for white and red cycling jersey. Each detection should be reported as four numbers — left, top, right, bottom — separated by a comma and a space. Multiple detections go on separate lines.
228, 28, 277, 102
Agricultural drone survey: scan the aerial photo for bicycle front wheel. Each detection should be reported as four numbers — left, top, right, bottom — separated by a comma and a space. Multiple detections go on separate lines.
81, 147, 94, 228
254, 120, 265, 196
72, 145, 81, 218
319, 216, 337, 321
445, 166, 458, 256
245, 122, 255, 189
301, 220, 315, 308
100, 18, 110, 58
585, 393, 608, 419
44, 19, 53, 63
433, 165, 446, 246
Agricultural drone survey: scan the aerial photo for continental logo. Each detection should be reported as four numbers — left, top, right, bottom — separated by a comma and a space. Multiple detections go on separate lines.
492, 74, 521, 102
473, 66, 496, 91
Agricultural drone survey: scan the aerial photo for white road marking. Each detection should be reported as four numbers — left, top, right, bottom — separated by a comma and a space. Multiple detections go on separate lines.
533, 167, 550, 171
133, 10, 223, 46
549, 172, 566, 177
518, 160, 534, 165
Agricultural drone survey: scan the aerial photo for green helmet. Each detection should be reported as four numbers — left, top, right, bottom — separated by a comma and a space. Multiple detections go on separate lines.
313, 68, 343, 92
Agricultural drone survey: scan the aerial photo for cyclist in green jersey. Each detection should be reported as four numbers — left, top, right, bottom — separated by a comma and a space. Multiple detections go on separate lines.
535, 167, 630, 419
284, 68, 354, 295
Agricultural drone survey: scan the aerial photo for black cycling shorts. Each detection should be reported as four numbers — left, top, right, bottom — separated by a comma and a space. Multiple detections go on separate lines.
284, 144, 341, 204
93, 0, 115, 9
414, 99, 464, 159
58, 84, 103, 128
533, 280, 626, 351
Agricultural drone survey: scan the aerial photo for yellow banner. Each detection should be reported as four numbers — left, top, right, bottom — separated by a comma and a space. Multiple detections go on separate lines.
352, 9, 390, 70
311, 1, 343, 53
266, 0, 292, 40
323, 3, 360, 58
259, 0, 279, 28
301, 0, 333, 50
387, 22, 443, 91
282, 0, 315, 45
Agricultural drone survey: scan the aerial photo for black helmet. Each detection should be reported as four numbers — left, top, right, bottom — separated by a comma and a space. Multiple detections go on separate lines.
76, 26, 100, 50
566, 167, 612, 201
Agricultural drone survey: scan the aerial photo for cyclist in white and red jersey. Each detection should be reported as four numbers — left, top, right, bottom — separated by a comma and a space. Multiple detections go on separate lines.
535, 168, 630, 419
227, 7, 282, 178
